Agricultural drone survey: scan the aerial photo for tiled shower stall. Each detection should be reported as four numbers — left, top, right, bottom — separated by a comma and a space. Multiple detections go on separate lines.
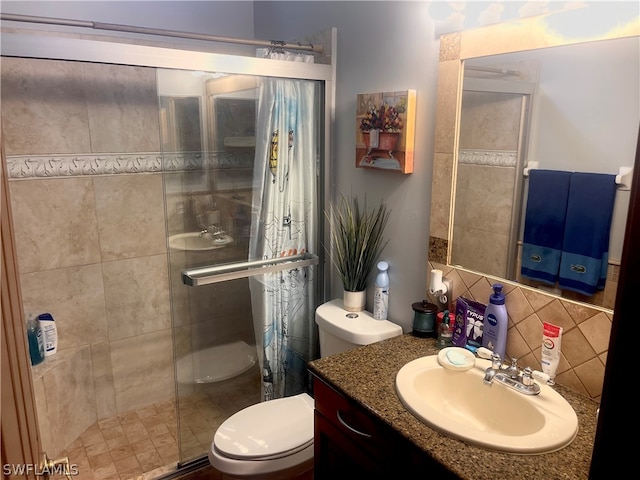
2, 56, 261, 478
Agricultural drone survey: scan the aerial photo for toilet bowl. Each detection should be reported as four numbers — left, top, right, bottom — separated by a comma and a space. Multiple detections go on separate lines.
209, 393, 314, 479
208, 299, 403, 478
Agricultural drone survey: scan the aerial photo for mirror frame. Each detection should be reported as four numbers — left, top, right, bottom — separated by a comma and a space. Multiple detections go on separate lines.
429, 8, 640, 303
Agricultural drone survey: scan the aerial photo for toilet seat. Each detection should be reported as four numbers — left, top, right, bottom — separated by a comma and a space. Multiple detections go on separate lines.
209, 393, 314, 473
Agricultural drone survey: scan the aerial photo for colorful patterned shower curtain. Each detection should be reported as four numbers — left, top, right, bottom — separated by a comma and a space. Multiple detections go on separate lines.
249, 56, 319, 401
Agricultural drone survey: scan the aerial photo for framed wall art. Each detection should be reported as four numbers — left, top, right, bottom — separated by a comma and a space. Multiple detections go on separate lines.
355, 90, 416, 174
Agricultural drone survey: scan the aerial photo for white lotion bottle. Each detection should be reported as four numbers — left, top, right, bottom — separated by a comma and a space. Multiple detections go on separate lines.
373, 261, 389, 320
38, 313, 58, 356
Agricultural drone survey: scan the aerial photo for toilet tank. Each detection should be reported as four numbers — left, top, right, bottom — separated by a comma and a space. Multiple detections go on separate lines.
315, 299, 403, 357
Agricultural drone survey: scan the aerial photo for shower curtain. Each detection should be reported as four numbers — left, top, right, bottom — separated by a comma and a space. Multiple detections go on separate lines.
249, 51, 318, 401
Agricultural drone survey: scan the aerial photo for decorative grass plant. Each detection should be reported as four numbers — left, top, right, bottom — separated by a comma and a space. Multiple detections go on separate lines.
326, 194, 391, 292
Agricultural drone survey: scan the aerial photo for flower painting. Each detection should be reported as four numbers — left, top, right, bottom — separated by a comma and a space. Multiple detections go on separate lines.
356, 90, 416, 174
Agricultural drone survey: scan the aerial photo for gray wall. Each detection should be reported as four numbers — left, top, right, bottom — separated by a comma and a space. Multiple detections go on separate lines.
0, 1, 255, 54
254, 1, 439, 331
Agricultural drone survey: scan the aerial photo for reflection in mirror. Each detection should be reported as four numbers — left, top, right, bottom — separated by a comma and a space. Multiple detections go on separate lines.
450, 36, 639, 309
160, 96, 203, 152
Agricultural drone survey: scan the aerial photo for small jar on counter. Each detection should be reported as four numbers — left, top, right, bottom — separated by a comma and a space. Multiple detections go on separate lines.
411, 300, 438, 338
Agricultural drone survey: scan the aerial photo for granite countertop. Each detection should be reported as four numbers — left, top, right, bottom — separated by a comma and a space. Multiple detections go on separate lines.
308, 334, 598, 480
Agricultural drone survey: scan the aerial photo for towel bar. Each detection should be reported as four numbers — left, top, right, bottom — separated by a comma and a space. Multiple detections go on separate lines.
523, 163, 633, 191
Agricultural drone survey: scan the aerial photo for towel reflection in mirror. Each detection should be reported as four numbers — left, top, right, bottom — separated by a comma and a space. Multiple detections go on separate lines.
521, 170, 617, 297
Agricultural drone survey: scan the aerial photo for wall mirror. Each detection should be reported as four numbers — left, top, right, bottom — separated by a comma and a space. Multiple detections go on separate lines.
430, 7, 639, 310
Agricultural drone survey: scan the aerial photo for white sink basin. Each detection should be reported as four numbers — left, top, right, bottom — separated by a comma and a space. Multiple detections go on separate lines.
395, 351, 578, 454
169, 232, 233, 251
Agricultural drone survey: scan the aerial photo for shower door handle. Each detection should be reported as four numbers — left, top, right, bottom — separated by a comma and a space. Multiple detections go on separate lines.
181, 252, 319, 286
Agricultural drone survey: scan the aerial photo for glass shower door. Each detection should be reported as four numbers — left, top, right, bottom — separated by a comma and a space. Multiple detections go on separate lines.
158, 68, 323, 464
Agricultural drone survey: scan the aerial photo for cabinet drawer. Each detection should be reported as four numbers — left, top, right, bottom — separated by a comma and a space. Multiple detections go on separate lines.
313, 376, 388, 453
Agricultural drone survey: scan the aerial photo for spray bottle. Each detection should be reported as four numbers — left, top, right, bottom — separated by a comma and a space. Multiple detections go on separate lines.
373, 261, 389, 320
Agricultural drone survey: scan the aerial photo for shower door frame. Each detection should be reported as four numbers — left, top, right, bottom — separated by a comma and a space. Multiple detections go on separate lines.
455, 75, 534, 280
1, 27, 335, 470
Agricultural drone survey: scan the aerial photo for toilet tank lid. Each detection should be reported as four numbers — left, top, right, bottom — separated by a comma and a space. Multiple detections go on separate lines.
214, 393, 314, 459
315, 299, 403, 345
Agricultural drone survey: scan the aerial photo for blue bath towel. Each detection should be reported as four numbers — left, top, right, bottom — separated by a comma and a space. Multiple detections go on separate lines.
521, 170, 572, 284
558, 172, 616, 296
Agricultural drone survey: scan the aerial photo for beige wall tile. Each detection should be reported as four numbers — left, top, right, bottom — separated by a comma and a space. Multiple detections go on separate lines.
32, 376, 55, 457
562, 300, 602, 325
515, 313, 543, 351
451, 224, 509, 277
457, 165, 515, 232
578, 312, 612, 354
505, 326, 529, 360
433, 60, 460, 154
536, 299, 576, 332
1, 57, 91, 155
467, 277, 493, 304
82, 63, 160, 153
20, 264, 108, 349
555, 367, 588, 397
574, 357, 606, 399
91, 342, 117, 420
562, 327, 597, 366
520, 287, 554, 312
110, 329, 175, 414
9, 177, 101, 273
44, 346, 97, 457
102, 254, 171, 341
94, 174, 166, 261
504, 287, 533, 325
459, 91, 522, 151
429, 152, 454, 239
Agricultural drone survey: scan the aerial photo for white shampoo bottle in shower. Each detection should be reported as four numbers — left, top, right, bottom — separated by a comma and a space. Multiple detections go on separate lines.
38, 313, 58, 356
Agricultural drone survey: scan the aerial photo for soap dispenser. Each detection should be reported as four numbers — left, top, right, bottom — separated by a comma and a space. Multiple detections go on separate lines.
482, 284, 508, 358
437, 309, 453, 349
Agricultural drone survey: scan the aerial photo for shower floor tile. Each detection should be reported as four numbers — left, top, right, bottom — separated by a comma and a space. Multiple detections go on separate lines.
61, 400, 179, 480
63, 369, 259, 480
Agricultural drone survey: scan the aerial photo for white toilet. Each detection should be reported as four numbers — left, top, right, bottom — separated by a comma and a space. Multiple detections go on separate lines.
208, 298, 403, 479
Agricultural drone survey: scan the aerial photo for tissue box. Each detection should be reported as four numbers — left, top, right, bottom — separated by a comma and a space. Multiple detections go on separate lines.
452, 297, 486, 350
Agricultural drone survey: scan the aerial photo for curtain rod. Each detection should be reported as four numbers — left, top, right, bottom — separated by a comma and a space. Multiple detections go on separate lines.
465, 65, 520, 76
0, 13, 323, 54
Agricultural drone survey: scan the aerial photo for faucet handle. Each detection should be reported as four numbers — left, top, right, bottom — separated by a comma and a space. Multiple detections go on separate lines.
476, 347, 493, 360
490, 353, 502, 368
522, 367, 534, 386
505, 357, 520, 378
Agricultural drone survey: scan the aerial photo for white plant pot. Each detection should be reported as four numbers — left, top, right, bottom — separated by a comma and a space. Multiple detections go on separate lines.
343, 290, 366, 312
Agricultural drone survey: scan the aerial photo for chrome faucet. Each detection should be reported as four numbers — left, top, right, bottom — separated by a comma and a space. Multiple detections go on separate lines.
482, 354, 541, 395
482, 353, 502, 385
200, 224, 226, 239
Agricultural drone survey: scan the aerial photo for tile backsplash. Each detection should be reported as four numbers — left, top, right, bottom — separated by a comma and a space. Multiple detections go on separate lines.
427, 254, 611, 401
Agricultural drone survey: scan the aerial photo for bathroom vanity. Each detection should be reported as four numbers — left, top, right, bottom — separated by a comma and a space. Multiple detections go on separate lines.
308, 334, 598, 479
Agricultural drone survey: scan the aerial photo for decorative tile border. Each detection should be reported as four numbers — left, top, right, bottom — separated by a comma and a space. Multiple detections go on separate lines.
6, 151, 255, 180
458, 149, 517, 168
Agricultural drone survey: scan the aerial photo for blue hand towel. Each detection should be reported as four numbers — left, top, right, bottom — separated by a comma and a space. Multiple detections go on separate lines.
558, 172, 616, 296
521, 170, 572, 284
